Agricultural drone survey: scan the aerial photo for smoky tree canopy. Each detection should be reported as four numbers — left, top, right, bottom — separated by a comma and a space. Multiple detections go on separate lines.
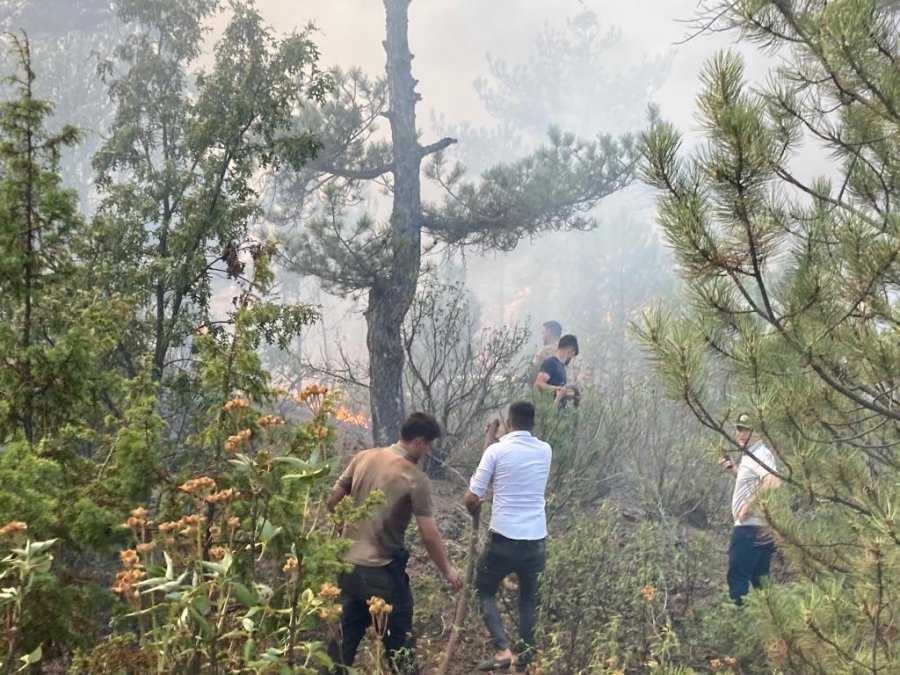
278, 0, 641, 445
401, 274, 529, 476
1, 0, 114, 35
90, 0, 328, 386
637, 1, 899, 671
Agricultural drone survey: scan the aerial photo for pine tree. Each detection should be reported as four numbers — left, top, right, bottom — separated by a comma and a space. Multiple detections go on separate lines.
279, 0, 640, 444
0, 34, 119, 445
638, 1, 899, 671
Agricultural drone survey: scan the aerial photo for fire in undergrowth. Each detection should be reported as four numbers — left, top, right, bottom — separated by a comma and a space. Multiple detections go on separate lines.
335, 407, 369, 428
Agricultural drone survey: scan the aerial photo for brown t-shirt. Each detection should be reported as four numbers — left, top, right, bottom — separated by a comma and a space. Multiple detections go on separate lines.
336, 446, 433, 567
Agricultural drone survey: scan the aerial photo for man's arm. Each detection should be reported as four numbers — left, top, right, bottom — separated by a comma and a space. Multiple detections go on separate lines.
327, 453, 361, 512
737, 473, 781, 522
465, 443, 497, 515
326, 483, 348, 512
416, 516, 462, 589
534, 371, 565, 394
463, 489, 481, 516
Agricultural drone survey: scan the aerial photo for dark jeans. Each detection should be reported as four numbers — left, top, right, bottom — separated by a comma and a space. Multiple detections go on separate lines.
727, 525, 776, 605
327, 559, 417, 674
475, 532, 546, 665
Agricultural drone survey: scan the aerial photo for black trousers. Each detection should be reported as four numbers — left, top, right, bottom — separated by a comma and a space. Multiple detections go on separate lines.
727, 525, 776, 605
328, 560, 417, 674
475, 532, 546, 665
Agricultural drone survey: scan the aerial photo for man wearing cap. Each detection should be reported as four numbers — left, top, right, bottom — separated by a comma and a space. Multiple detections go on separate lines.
719, 413, 781, 605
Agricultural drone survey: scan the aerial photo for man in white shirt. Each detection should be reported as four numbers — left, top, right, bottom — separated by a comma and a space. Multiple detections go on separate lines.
464, 401, 552, 672
719, 412, 781, 605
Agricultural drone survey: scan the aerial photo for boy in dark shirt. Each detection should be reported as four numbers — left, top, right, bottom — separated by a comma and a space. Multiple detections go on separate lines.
534, 334, 579, 407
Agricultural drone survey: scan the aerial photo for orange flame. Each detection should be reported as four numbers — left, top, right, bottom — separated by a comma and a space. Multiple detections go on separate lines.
502, 285, 531, 324
335, 407, 369, 428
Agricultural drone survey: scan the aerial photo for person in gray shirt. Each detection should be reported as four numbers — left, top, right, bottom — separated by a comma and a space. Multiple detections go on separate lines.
719, 413, 781, 605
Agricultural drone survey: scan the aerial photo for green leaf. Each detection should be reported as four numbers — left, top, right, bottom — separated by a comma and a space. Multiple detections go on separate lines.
257, 519, 282, 543
136, 572, 189, 592
25, 539, 57, 555
188, 606, 213, 638
311, 650, 334, 669
18, 644, 41, 669
283, 466, 329, 482
164, 550, 174, 580
231, 582, 259, 608
243, 637, 256, 662
271, 456, 314, 470
201, 560, 226, 575
192, 593, 210, 615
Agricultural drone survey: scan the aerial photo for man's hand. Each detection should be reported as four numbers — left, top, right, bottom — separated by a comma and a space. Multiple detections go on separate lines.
484, 418, 501, 447
326, 483, 349, 512
463, 489, 482, 516
443, 565, 463, 590
718, 455, 736, 476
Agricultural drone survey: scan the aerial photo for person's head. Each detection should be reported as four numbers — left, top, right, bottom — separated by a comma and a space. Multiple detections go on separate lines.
734, 412, 753, 446
557, 334, 579, 364
506, 401, 536, 432
541, 320, 562, 346
399, 412, 442, 460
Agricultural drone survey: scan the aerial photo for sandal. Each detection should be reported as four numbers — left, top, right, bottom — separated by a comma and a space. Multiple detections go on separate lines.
476, 656, 513, 671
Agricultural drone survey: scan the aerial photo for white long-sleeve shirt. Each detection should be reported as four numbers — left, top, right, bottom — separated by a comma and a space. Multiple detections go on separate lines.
468, 430, 552, 540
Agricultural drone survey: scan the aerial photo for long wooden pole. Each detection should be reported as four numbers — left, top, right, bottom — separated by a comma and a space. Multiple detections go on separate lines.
435, 510, 480, 675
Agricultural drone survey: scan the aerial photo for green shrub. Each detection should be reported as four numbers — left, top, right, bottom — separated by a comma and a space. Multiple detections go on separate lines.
534, 506, 768, 674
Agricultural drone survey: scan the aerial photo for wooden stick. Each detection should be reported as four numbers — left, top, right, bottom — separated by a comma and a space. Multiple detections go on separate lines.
435, 510, 480, 675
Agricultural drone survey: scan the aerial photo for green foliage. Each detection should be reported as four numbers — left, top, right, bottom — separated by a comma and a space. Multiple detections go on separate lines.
0, 535, 59, 672
535, 506, 766, 674
0, 444, 63, 535
423, 128, 640, 251
0, 34, 123, 446
0, 4, 328, 667
91, 0, 328, 382
638, 1, 900, 671
73, 390, 359, 674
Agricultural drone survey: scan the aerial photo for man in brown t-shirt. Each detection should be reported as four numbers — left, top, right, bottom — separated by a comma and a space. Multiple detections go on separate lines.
326, 413, 462, 674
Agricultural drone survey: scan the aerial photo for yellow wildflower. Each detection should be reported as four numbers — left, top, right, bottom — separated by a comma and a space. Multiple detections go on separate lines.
0, 521, 28, 537
319, 582, 341, 601
223, 398, 250, 413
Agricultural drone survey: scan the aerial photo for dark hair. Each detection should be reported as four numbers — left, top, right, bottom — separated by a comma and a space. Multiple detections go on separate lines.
507, 401, 536, 431
400, 412, 442, 442
542, 320, 562, 339
558, 334, 579, 355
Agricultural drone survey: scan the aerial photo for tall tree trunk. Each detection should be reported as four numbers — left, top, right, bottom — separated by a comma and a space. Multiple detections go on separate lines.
21, 48, 36, 445
367, 0, 423, 445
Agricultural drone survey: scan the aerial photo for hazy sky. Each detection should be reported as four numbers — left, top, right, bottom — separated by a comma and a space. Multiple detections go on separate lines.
248, 0, 777, 351
254, 0, 769, 141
